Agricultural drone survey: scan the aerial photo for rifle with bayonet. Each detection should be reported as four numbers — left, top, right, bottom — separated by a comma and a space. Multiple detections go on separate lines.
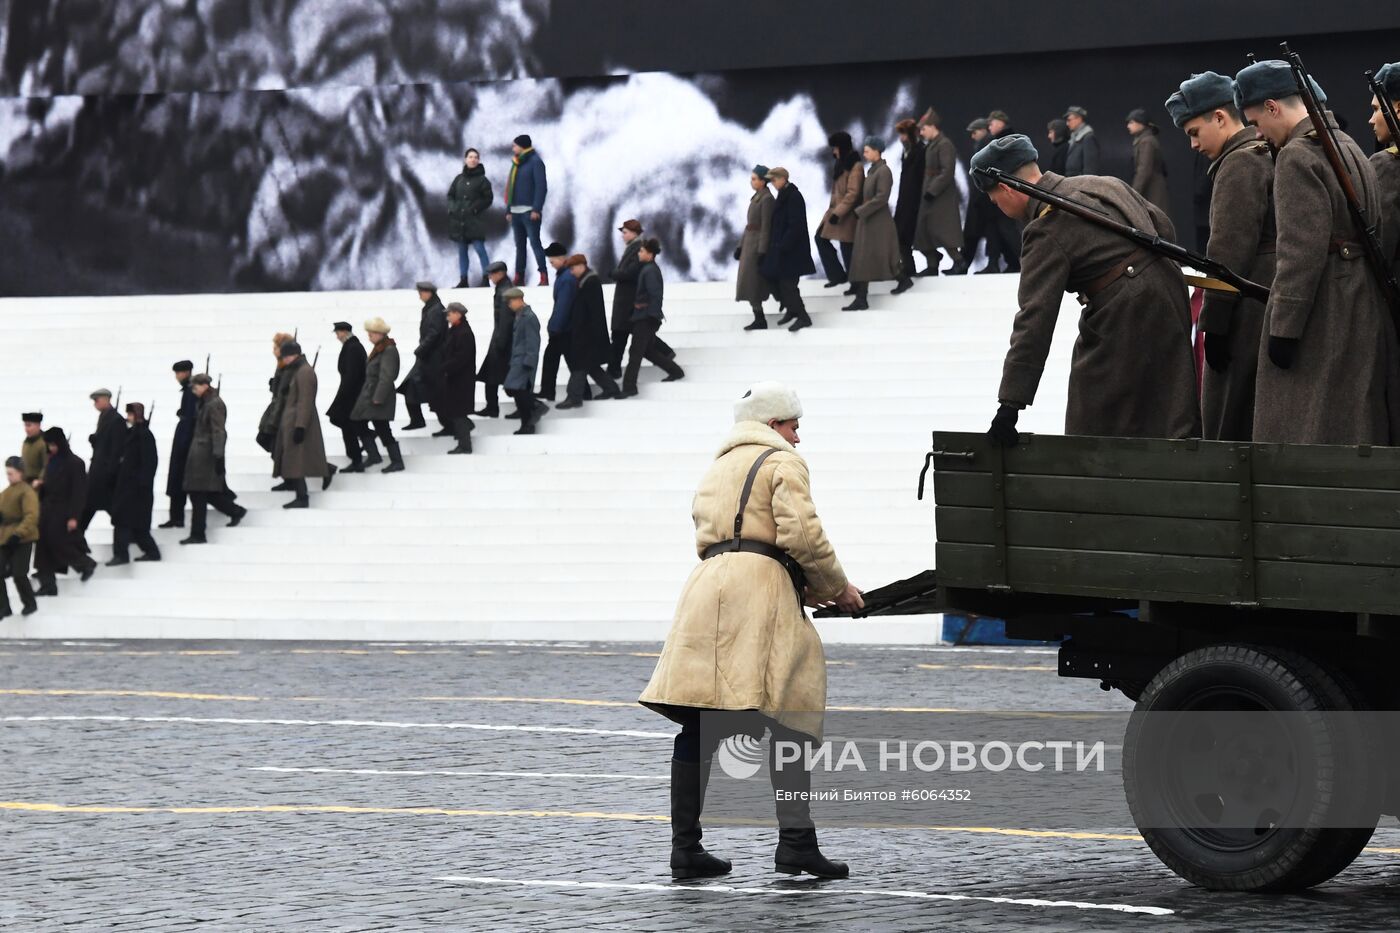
1367, 69, 1400, 154
311, 345, 320, 369
969, 165, 1271, 302
1278, 43, 1400, 325
203, 354, 211, 376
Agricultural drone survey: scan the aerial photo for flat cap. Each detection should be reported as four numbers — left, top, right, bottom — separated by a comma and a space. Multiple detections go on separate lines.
415, 280, 437, 292
280, 340, 303, 357
987, 109, 1011, 123
332, 320, 352, 332
503, 287, 525, 300
751, 164, 770, 180
89, 388, 112, 400
172, 360, 194, 373
1064, 106, 1089, 119
1233, 59, 1326, 110
862, 135, 886, 152
765, 166, 790, 180
566, 253, 588, 267
965, 118, 989, 133
486, 260, 508, 275
544, 241, 568, 257
1125, 108, 1151, 125
21, 412, 42, 423
970, 134, 1040, 191
1376, 62, 1400, 101
446, 301, 467, 315
619, 219, 643, 234
1167, 72, 1237, 127
190, 373, 212, 386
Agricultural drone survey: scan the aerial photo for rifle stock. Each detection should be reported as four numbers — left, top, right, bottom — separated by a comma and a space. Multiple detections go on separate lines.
970, 166, 1271, 302
1279, 43, 1400, 326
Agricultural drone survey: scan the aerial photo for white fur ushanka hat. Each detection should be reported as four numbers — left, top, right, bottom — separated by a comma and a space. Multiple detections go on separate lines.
733, 381, 803, 425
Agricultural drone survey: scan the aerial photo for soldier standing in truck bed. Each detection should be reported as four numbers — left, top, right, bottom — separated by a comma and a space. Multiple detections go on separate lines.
1166, 72, 1276, 442
973, 135, 1200, 444
1370, 62, 1400, 277
1234, 60, 1400, 446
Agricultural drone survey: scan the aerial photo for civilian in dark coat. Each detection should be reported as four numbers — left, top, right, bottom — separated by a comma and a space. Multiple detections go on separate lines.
34, 428, 97, 593
892, 119, 926, 289
398, 282, 448, 432
161, 361, 198, 528
352, 319, 403, 473
1064, 107, 1101, 176
439, 303, 478, 454
475, 262, 514, 417
623, 239, 686, 396
1046, 120, 1070, 176
611, 221, 647, 372
327, 323, 370, 469
559, 257, 623, 408
180, 376, 246, 544
985, 116, 1023, 273
107, 403, 160, 565
80, 389, 125, 531
447, 149, 494, 288
759, 168, 816, 331
504, 291, 544, 434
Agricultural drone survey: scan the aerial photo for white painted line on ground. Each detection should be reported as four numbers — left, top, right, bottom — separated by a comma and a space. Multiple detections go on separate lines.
252, 766, 667, 781
0, 715, 672, 739
436, 876, 1173, 917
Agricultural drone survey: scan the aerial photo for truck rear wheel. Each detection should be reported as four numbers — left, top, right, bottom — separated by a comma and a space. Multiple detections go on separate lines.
1122, 644, 1378, 892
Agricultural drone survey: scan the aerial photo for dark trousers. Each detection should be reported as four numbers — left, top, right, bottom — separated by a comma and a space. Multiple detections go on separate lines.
540, 332, 568, 398
991, 214, 1022, 272
775, 278, 808, 322
508, 388, 540, 427
0, 542, 36, 612
190, 491, 240, 538
624, 318, 683, 392
480, 382, 501, 413
167, 493, 186, 524
566, 365, 620, 403
510, 212, 547, 275
815, 235, 853, 284
899, 240, 919, 279
79, 504, 107, 532
609, 328, 630, 374
112, 525, 159, 561
339, 423, 363, 463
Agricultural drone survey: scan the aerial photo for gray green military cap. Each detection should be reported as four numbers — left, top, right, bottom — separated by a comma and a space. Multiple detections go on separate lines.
862, 135, 886, 152
1377, 62, 1400, 101
969, 134, 1040, 191
1166, 72, 1237, 128
1233, 59, 1326, 110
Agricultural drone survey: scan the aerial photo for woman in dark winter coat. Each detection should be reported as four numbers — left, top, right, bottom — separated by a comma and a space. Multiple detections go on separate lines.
438, 303, 478, 454
734, 166, 776, 331
352, 318, 404, 473
108, 403, 160, 565
816, 133, 862, 288
447, 148, 494, 288
845, 137, 911, 310
892, 118, 926, 290
34, 427, 96, 594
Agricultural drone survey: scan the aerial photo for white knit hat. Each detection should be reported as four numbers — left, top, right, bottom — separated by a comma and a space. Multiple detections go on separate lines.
733, 381, 803, 425
364, 316, 391, 335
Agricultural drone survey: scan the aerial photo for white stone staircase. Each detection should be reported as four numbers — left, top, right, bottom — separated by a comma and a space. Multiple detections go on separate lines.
0, 275, 1075, 641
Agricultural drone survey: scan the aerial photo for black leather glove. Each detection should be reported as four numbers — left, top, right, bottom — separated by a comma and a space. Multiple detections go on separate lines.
6, 534, 19, 547
1203, 333, 1231, 373
1267, 336, 1298, 370
293, 426, 306, 445
988, 403, 1021, 447
828, 213, 839, 225
214, 457, 225, 475
923, 192, 935, 202
255, 431, 273, 452
733, 246, 742, 261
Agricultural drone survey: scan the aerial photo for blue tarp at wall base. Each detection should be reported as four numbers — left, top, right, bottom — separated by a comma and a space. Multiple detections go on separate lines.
941, 614, 1058, 647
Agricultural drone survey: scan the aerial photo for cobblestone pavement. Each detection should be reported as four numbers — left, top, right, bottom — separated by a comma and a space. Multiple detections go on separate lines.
2, 639, 1399, 931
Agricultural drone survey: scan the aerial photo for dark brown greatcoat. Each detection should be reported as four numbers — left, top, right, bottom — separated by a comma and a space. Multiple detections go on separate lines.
818, 160, 862, 243
273, 358, 331, 480
1253, 115, 1400, 445
183, 390, 229, 493
999, 172, 1200, 439
847, 160, 903, 283
1199, 128, 1277, 442
1373, 146, 1400, 277
914, 133, 963, 254
735, 187, 775, 303
1130, 128, 1171, 213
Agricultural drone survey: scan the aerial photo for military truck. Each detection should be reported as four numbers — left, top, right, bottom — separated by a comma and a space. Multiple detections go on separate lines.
834, 431, 1400, 892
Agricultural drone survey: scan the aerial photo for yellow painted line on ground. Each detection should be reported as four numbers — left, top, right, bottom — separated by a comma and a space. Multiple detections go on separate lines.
0, 688, 261, 702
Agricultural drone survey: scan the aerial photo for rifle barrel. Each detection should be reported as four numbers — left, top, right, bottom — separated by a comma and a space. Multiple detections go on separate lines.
1366, 70, 1400, 157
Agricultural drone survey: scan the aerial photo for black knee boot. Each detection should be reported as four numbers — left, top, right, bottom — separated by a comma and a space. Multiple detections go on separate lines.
404, 402, 427, 430
842, 282, 869, 311
382, 438, 405, 473
670, 758, 732, 879
283, 479, 310, 509
448, 419, 473, 455
744, 303, 768, 331
770, 736, 849, 879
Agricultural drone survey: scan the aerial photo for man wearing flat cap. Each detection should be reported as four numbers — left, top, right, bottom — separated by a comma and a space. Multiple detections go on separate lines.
475, 261, 515, 418
1369, 62, 1400, 277
962, 118, 1008, 274
1063, 106, 1100, 177
503, 288, 545, 434
1166, 71, 1277, 441
558, 255, 623, 409
399, 281, 448, 433
760, 168, 817, 330
272, 341, 334, 508
973, 134, 1199, 443
108, 403, 161, 565
611, 220, 652, 368
19, 412, 46, 486
80, 388, 126, 532
181, 374, 246, 544
1125, 109, 1170, 213
1235, 60, 1398, 445
328, 322, 371, 471
160, 360, 198, 528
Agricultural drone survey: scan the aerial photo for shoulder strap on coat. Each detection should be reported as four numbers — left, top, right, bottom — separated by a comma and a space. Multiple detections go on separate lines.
734, 448, 780, 539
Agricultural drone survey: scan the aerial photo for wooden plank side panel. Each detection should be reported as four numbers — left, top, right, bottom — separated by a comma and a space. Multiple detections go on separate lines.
934, 471, 1239, 520
930, 431, 1243, 482
937, 506, 1240, 558
1256, 486, 1400, 530
1256, 523, 1400, 567
1257, 561, 1400, 614
1253, 443, 1400, 489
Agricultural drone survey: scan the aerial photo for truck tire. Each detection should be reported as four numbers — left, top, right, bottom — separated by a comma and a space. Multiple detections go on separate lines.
1122, 644, 1378, 892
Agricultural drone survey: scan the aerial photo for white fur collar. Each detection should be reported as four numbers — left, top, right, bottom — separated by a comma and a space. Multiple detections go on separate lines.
717, 421, 798, 459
